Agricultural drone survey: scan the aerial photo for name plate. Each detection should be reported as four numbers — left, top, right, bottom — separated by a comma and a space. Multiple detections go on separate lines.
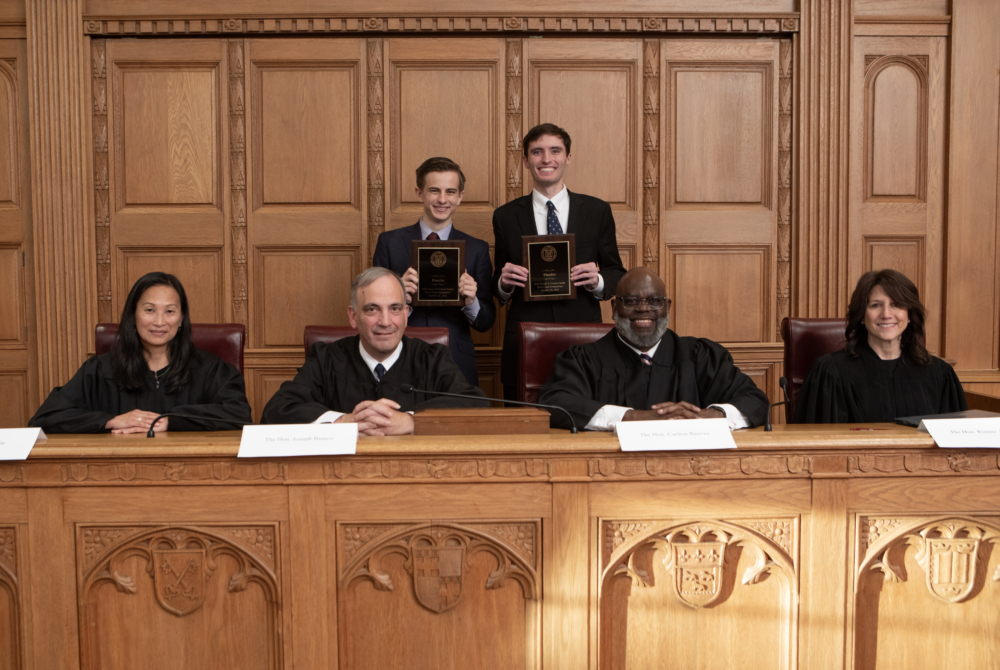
238, 424, 358, 458
0, 428, 46, 461
411, 239, 465, 307
918, 418, 1000, 448
616, 419, 735, 452
522, 233, 577, 302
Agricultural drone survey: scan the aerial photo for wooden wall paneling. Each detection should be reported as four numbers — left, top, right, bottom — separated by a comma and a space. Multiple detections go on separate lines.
802, 479, 848, 670
524, 38, 642, 265
289, 486, 329, 668
945, 0, 1000, 373
0, 371, 28, 427
104, 39, 229, 321
26, 0, 92, 405
229, 39, 248, 334
661, 39, 780, 344
385, 38, 504, 243
795, 0, 852, 317
246, 38, 365, 350
850, 36, 945, 354
0, 524, 22, 670
368, 38, 384, 262
642, 38, 660, 271
243, 348, 303, 421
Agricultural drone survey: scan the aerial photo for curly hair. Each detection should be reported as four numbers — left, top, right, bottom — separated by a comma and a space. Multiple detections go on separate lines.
844, 269, 930, 365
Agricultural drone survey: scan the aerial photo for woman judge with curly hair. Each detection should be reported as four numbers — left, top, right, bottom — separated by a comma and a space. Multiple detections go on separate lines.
794, 269, 967, 423
29, 272, 252, 433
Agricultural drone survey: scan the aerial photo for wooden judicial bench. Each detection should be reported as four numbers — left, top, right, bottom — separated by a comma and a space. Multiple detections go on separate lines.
2, 422, 999, 670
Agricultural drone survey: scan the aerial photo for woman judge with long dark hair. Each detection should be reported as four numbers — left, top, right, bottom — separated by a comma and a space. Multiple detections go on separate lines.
29, 272, 252, 433
794, 269, 967, 423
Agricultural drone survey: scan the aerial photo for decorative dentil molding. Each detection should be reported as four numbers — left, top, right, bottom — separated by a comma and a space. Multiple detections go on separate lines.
79, 525, 280, 618
602, 520, 796, 609
367, 39, 384, 261
84, 16, 799, 36
860, 516, 1000, 605
325, 457, 548, 480
228, 40, 248, 332
339, 522, 539, 614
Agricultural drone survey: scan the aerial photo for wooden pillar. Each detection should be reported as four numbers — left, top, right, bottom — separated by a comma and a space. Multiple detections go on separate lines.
25, 0, 93, 398
794, 0, 852, 317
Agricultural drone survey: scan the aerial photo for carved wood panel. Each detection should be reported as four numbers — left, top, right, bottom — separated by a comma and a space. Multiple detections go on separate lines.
599, 518, 797, 670
77, 524, 281, 670
337, 521, 540, 669
0, 525, 21, 670
0, 371, 27, 428
118, 247, 225, 323
854, 515, 1000, 669
661, 40, 780, 344
0, 245, 23, 346
863, 235, 925, 298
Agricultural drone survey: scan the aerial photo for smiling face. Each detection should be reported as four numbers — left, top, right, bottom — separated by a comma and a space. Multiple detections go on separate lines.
348, 274, 408, 361
134, 284, 182, 353
864, 283, 910, 349
415, 170, 464, 230
612, 268, 672, 351
523, 133, 572, 192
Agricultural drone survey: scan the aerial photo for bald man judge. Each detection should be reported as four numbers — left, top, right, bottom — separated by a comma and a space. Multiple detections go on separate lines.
538, 267, 769, 431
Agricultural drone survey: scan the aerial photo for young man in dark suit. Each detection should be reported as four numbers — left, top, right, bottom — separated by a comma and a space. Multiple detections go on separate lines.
372, 157, 495, 386
492, 123, 626, 401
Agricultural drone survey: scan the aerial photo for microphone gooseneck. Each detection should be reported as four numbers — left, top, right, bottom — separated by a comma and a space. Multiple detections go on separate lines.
146, 412, 249, 438
399, 384, 579, 434
764, 376, 791, 432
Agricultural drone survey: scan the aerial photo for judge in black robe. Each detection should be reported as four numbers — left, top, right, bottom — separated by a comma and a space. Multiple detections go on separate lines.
538, 267, 769, 431
29, 349, 253, 433
793, 339, 966, 423
261, 334, 487, 424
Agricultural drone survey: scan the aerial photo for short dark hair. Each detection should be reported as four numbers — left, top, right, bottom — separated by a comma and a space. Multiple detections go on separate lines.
415, 156, 465, 192
522, 123, 572, 157
111, 271, 195, 393
844, 269, 931, 365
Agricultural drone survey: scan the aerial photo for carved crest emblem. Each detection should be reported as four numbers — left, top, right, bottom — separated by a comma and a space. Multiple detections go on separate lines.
672, 542, 725, 608
152, 548, 207, 616
412, 545, 464, 613
925, 538, 979, 603
540, 245, 557, 262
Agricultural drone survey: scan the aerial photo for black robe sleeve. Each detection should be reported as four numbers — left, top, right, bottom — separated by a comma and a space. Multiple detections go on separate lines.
537, 345, 607, 430
260, 343, 341, 424
28, 356, 117, 433
792, 354, 848, 423
163, 353, 253, 431
690, 338, 771, 428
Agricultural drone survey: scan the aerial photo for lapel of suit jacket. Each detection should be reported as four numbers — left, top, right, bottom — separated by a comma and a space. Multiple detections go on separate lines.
566, 189, 583, 235
405, 221, 423, 241
516, 195, 536, 238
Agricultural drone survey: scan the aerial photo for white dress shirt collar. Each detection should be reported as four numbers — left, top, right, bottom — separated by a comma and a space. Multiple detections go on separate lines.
418, 220, 452, 240
617, 333, 661, 360
531, 186, 570, 234
358, 338, 404, 380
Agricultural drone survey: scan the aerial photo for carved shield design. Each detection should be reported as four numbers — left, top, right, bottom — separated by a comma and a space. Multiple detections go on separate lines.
673, 542, 725, 608
412, 546, 464, 613
153, 549, 207, 616
926, 539, 979, 603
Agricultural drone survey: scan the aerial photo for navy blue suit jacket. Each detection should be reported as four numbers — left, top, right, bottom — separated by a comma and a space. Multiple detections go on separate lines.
372, 222, 495, 386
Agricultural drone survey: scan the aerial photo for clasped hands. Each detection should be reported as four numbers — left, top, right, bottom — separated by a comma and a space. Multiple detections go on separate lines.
402, 267, 477, 306
500, 261, 600, 291
336, 398, 414, 436
106, 409, 169, 434
622, 401, 725, 422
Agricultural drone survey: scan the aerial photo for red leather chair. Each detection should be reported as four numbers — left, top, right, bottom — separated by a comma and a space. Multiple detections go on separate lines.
95, 323, 246, 374
780, 317, 847, 423
517, 322, 615, 405
303, 325, 449, 354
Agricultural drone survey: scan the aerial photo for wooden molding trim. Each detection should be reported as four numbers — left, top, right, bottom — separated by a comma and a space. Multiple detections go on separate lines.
505, 38, 522, 203
777, 38, 792, 338
366, 39, 384, 264
642, 39, 659, 268
28, 0, 94, 398
228, 39, 249, 333
83, 16, 800, 36
853, 15, 951, 25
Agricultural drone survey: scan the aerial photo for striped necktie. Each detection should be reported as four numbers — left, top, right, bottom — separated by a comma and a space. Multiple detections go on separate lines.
639, 354, 653, 366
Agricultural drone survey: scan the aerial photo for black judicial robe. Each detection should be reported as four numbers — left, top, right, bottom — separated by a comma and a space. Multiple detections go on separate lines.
260, 335, 488, 424
793, 340, 967, 424
538, 330, 770, 430
28, 349, 253, 433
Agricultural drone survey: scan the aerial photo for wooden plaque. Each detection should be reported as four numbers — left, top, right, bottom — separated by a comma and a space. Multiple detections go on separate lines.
410, 239, 465, 307
522, 234, 577, 302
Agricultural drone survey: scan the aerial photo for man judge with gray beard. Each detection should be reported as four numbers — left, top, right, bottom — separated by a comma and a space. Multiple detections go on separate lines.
537, 267, 769, 431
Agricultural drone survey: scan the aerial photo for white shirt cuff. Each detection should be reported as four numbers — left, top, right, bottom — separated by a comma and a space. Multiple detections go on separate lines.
313, 410, 344, 424
708, 404, 750, 430
462, 296, 481, 323
586, 404, 631, 431
587, 274, 605, 297
497, 277, 513, 301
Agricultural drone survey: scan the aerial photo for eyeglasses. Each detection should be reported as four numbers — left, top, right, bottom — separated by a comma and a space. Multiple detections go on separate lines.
617, 295, 669, 309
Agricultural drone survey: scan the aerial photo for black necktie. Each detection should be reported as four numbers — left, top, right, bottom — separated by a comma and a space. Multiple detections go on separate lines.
374, 363, 386, 382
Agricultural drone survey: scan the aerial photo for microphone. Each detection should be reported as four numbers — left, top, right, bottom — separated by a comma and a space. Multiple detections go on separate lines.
146, 412, 250, 438
399, 384, 579, 434
764, 377, 791, 432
